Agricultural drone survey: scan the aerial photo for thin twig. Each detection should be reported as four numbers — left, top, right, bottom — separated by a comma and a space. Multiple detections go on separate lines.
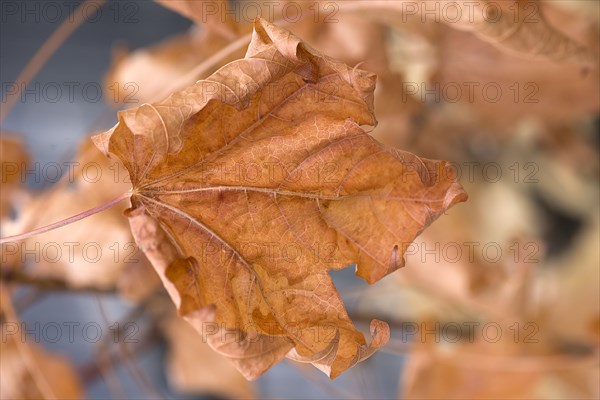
96, 296, 165, 399
97, 339, 128, 400
79, 326, 161, 386
94, 297, 129, 400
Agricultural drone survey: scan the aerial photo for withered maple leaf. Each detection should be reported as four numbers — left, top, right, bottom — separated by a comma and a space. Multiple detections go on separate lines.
93, 18, 467, 379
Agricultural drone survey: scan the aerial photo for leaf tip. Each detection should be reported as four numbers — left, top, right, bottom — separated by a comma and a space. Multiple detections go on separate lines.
91, 130, 112, 157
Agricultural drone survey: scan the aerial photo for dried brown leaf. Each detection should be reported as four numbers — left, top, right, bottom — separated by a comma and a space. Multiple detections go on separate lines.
94, 19, 466, 379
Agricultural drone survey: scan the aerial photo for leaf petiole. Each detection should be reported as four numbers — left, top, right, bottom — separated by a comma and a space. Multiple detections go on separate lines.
0, 192, 131, 244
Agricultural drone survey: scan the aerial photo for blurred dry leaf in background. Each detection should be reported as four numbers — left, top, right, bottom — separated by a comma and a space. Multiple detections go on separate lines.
160, 315, 256, 399
1, 139, 159, 299
0, 135, 29, 219
0, 335, 84, 400
155, 0, 241, 38
400, 329, 599, 400
0, 289, 83, 399
106, 27, 233, 104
